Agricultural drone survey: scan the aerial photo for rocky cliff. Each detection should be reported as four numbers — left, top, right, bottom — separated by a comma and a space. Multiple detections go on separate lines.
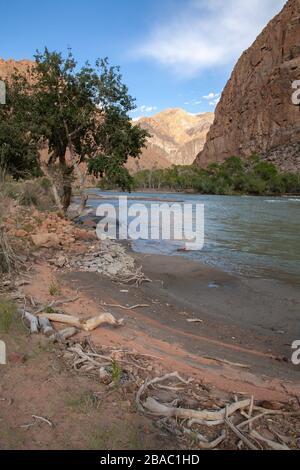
195, 0, 300, 172
0, 59, 33, 80
127, 109, 214, 172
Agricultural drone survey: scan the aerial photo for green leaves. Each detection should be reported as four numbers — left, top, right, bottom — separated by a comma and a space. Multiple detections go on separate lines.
130, 157, 300, 196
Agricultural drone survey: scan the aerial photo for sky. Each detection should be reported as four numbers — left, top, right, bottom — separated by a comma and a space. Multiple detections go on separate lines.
0, 0, 286, 118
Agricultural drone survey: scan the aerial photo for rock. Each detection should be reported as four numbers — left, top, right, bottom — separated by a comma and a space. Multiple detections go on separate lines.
195, 0, 300, 172
54, 256, 67, 268
99, 367, 111, 384
8, 352, 26, 365
127, 109, 214, 170
14, 229, 28, 238
74, 228, 96, 241
31, 232, 60, 248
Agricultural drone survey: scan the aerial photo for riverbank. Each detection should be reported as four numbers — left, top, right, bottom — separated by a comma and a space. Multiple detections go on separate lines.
1, 203, 300, 449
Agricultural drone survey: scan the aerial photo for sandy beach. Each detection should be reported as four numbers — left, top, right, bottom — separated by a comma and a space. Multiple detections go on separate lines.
59, 244, 300, 400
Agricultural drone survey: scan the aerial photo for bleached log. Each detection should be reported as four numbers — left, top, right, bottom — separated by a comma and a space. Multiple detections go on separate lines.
39, 312, 123, 332
21, 310, 39, 334
84, 313, 124, 331
143, 397, 251, 422
49, 327, 78, 342
250, 430, 290, 451
38, 317, 55, 336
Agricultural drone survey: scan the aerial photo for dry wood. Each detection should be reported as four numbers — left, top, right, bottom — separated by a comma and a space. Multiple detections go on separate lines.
225, 406, 258, 450
49, 327, 78, 342
38, 317, 55, 336
32, 415, 53, 427
195, 430, 226, 449
136, 372, 192, 412
21, 310, 39, 334
143, 397, 251, 422
39, 312, 123, 331
187, 418, 225, 428
202, 356, 250, 369
102, 303, 150, 310
34, 295, 79, 315
250, 430, 290, 451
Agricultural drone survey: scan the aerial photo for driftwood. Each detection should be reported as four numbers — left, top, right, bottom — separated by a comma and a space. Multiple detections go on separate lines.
143, 397, 251, 422
34, 296, 79, 315
49, 327, 78, 343
38, 317, 55, 336
250, 430, 290, 451
21, 310, 39, 334
184, 428, 227, 449
225, 407, 258, 451
39, 312, 124, 331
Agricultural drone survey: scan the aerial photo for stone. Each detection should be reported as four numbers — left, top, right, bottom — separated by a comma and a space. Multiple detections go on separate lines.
54, 256, 67, 268
8, 352, 26, 365
31, 232, 60, 248
127, 109, 214, 170
14, 229, 28, 238
196, 0, 300, 172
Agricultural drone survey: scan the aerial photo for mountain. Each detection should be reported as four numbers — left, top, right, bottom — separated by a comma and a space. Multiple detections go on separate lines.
127, 108, 214, 172
195, 0, 300, 172
0, 59, 33, 80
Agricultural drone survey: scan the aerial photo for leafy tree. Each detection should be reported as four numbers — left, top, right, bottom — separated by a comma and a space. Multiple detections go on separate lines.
128, 156, 300, 196
0, 74, 40, 180
13, 48, 148, 212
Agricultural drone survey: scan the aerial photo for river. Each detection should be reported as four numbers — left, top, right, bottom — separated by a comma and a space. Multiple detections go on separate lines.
87, 190, 300, 287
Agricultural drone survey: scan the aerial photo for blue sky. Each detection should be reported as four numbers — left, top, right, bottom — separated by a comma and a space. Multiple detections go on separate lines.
1, 0, 286, 118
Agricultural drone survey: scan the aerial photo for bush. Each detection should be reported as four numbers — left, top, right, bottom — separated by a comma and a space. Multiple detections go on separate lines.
129, 156, 300, 196
0, 299, 17, 333
1, 177, 55, 210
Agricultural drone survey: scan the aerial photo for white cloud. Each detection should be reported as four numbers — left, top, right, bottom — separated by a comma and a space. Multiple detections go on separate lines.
135, 0, 286, 77
132, 105, 157, 114
209, 97, 220, 107
203, 92, 219, 100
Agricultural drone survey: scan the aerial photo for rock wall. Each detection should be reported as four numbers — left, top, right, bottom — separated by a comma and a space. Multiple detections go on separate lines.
195, 0, 300, 172
128, 109, 214, 172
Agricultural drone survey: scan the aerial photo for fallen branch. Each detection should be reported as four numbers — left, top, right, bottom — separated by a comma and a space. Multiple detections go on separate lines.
102, 303, 150, 311
39, 312, 124, 331
20, 310, 39, 334
250, 430, 290, 451
143, 397, 251, 422
136, 372, 192, 412
49, 327, 78, 343
38, 317, 55, 337
32, 415, 53, 427
225, 406, 258, 450
34, 296, 80, 315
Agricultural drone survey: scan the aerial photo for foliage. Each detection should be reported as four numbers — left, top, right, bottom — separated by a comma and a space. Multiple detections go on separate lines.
1, 177, 55, 210
0, 74, 40, 179
0, 48, 148, 210
0, 299, 17, 333
29, 49, 148, 207
130, 156, 300, 196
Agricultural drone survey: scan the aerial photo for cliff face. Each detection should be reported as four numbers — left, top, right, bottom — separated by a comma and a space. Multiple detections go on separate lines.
127, 109, 214, 172
0, 59, 34, 80
195, 0, 300, 172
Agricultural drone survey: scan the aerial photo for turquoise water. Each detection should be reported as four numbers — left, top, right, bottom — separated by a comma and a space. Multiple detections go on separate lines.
88, 190, 300, 285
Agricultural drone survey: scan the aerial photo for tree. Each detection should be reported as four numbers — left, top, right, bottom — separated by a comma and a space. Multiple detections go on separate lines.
0, 74, 40, 180
24, 48, 149, 212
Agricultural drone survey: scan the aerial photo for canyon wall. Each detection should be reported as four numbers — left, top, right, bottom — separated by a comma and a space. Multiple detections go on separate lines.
195, 0, 300, 172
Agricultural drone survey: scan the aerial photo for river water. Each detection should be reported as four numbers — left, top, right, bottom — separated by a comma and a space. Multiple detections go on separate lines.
88, 190, 300, 286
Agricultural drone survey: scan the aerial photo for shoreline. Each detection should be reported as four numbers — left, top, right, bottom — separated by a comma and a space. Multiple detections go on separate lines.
59, 238, 300, 393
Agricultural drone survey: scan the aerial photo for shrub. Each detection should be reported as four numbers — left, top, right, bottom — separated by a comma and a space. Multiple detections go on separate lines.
0, 299, 17, 333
